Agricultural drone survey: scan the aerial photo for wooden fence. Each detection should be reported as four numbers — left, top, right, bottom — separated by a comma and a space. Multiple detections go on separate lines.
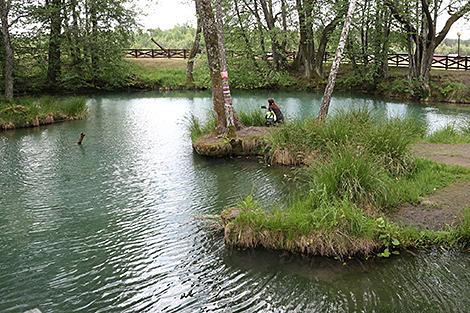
124, 49, 470, 71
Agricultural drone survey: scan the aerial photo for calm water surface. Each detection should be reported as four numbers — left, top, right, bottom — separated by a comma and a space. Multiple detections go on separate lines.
1, 91, 469, 312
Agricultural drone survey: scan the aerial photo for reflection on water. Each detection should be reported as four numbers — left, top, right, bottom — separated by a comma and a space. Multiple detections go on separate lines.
0, 90, 469, 312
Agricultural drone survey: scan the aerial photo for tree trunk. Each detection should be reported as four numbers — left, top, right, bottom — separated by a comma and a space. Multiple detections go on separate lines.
0, 0, 13, 99
196, 0, 226, 134
314, 15, 342, 78
186, 11, 201, 86
90, 0, 99, 83
215, 0, 239, 133
318, 0, 357, 121
47, 0, 62, 88
234, 0, 258, 69
258, 0, 285, 69
70, 0, 81, 65
295, 0, 315, 78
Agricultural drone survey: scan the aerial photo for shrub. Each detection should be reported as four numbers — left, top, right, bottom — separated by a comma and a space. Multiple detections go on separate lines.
439, 81, 470, 102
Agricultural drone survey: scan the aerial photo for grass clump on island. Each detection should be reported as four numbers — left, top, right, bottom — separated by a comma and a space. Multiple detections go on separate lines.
188, 110, 266, 141
0, 96, 87, 131
219, 109, 470, 257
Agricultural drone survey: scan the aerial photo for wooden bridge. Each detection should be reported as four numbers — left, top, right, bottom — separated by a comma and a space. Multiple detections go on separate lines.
124, 49, 470, 71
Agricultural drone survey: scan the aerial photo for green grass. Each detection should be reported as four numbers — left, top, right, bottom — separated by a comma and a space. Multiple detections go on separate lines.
227, 160, 469, 257
221, 109, 470, 257
426, 124, 470, 144
238, 110, 266, 127
0, 96, 87, 130
186, 112, 217, 141
270, 108, 426, 174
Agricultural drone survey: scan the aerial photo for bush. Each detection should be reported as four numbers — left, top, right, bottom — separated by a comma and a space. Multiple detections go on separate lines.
439, 81, 470, 102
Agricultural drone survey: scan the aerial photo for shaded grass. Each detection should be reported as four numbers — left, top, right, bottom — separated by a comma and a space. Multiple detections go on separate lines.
0, 96, 87, 130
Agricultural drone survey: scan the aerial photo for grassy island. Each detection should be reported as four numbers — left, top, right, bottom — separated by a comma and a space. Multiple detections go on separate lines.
0, 97, 87, 131
191, 109, 470, 258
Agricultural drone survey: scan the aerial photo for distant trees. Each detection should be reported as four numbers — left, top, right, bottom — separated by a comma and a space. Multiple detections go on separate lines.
384, 0, 470, 97
0, 0, 136, 98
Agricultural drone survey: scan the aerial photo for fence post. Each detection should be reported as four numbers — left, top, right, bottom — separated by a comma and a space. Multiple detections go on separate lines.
396, 54, 399, 67
151, 49, 155, 58
183, 49, 187, 59
466, 56, 468, 71
445, 56, 448, 70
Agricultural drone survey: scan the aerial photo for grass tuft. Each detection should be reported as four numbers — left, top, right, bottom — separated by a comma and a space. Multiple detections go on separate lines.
0, 96, 87, 130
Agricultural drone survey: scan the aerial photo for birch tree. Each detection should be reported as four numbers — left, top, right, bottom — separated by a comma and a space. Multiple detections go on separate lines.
318, 0, 358, 120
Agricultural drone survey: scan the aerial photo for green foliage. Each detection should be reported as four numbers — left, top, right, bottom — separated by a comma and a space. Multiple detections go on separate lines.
457, 207, 470, 244
132, 25, 199, 49
271, 108, 424, 175
439, 81, 470, 102
230, 157, 470, 257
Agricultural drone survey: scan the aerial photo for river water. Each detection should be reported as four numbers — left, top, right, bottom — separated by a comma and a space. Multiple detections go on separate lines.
1, 91, 469, 312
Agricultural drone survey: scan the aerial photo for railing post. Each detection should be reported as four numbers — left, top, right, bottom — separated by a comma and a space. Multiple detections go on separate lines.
445, 56, 448, 70
396, 54, 399, 67
151, 49, 155, 58
465, 56, 468, 71
183, 49, 187, 59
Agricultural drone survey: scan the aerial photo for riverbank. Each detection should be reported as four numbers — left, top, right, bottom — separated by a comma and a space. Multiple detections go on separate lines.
9, 58, 470, 105
127, 58, 470, 104
0, 97, 87, 131
192, 110, 470, 258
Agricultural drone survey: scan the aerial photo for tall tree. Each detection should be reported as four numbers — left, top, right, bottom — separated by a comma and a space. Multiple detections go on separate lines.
384, 0, 470, 97
186, 5, 202, 86
258, 0, 286, 69
215, 0, 238, 132
46, 0, 63, 88
0, 0, 18, 99
318, 0, 358, 120
196, 0, 227, 134
295, 0, 315, 78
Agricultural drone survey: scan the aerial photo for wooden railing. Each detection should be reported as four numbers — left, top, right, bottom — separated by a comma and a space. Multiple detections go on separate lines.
125, 49, 470, 71
125, 48, 190, 59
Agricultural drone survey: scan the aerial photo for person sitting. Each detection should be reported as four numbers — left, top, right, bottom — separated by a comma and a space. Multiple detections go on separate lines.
267, 98, 284, 123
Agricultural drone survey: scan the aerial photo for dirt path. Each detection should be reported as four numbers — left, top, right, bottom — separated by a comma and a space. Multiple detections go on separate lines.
412, 143, 470, 168
391, 143, 470, 230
